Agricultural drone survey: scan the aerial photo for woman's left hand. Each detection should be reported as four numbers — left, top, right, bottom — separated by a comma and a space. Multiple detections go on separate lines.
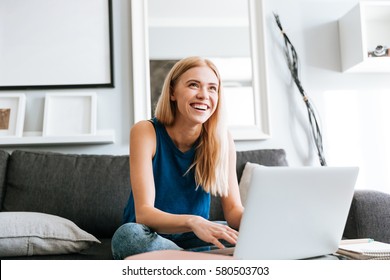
187, 216, 238, 249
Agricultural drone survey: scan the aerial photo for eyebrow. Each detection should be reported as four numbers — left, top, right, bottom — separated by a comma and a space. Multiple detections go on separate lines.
186, 79, 218, 87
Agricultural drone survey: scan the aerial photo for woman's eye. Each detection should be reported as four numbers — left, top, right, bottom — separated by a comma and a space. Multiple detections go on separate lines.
189, 83, 199, 88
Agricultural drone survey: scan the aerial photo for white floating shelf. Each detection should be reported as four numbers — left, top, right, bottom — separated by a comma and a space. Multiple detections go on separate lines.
339, 1, 390, 72
0, 130, 115, 146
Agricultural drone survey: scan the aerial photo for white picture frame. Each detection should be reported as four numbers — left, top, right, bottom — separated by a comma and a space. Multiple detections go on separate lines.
43, 92, 97, 137
130, 0, 271, 140
0, 94, 26, 137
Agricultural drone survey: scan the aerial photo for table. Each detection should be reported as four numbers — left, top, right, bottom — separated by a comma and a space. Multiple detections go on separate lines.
125, 250, 234, 260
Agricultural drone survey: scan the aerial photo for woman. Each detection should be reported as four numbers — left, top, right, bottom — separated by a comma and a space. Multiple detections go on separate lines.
111, 56, 244, 259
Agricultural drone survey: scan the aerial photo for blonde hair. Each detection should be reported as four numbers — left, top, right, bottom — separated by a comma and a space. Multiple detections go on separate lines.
155, 56, 229, 197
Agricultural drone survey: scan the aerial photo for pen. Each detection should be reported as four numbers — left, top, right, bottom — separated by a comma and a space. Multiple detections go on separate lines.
340, 238, 374, 245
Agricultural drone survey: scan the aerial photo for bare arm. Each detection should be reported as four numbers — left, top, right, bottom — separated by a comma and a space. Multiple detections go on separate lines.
130, 121, 238, 248
130, 120, 191, 232
221, 132, 244, 230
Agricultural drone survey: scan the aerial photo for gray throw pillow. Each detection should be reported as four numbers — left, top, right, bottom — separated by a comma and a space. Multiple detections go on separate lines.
0, 212, 100, 257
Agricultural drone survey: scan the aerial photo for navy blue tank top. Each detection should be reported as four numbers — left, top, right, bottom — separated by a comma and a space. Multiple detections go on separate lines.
122, 118, 210, 224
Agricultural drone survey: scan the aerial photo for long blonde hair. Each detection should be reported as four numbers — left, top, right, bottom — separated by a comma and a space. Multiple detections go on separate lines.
154, 57, 229, 197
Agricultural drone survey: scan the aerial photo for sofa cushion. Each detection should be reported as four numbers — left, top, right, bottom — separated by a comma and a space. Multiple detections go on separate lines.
237, 162, 266, 207
344, 190, 390, 243
235, 149, 288, 179
3, 150, 131, 238
0, 212, 100, 257
0, 150, 9, 210
209, 149, 288, 221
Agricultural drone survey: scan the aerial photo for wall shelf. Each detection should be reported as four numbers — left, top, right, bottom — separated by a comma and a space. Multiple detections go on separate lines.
0, 130, 115, 147
339, 1, 390, 72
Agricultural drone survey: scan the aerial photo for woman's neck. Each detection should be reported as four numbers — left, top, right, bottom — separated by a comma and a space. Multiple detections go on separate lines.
165, 121, 202, 153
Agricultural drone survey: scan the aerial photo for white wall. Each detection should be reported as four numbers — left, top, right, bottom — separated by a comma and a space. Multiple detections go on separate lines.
2, 0, 133, 155
148, 0, 251, 59
3, 0, 390, 193
259, 0, 390, 194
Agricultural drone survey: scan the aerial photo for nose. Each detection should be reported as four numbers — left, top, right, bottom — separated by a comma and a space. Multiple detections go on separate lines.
196, 86, 209, 99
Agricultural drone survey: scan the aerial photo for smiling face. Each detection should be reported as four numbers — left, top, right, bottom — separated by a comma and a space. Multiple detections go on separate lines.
170, 66, 219, 125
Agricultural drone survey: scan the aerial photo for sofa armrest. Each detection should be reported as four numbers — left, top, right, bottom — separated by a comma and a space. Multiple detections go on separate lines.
343, 190, 390, 243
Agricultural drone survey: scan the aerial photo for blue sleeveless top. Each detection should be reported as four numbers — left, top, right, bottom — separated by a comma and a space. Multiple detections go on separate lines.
122, 118, 210, 224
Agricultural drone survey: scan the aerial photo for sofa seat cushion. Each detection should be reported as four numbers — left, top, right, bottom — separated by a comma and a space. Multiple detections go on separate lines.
0, 212, 100, 257
2, 150, 131, 238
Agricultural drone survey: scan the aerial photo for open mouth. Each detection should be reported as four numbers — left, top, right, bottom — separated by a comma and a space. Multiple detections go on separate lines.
191, 103, 209, 111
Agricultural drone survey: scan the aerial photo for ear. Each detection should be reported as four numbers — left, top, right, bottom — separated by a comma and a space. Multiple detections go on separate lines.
170, 90, 176, 101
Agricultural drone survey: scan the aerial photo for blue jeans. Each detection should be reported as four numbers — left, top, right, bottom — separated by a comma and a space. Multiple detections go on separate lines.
111, 223, 216, 260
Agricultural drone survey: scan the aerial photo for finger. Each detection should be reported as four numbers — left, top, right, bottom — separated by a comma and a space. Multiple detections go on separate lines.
217, 224, 239, 236
227, 230, 239, 244
210, 237, 225, 249
218, 225, 239, 239
211, 228, 238, 245
220, 231, 238, 245
225, 227, 239, 239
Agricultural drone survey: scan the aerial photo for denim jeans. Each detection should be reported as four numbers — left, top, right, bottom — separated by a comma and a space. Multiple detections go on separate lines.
111, 222, 215, 260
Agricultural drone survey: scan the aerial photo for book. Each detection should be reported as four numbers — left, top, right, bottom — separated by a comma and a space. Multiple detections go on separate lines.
337, 239, 390, 260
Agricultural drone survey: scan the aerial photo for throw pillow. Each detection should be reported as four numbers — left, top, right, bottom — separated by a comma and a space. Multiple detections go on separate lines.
238, 162, 266, 207
0, 212, 100, 257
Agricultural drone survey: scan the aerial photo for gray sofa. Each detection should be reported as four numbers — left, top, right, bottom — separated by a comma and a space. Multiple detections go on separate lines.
0, 149, 389, 259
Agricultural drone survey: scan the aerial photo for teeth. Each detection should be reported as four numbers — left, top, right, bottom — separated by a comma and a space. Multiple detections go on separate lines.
192, 104, 207, 111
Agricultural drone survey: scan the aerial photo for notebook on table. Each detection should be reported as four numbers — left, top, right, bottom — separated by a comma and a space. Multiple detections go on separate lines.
337, 239, 390, 260
208, 166, 359, 260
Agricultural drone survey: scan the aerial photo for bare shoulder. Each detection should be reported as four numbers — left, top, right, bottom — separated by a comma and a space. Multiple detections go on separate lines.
130, 120, 156, 155
130, 120, 155, 137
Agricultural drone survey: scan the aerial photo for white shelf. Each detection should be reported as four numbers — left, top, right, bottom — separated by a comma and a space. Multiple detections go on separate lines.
339, 1, 390, 72
0, 130, 115, 146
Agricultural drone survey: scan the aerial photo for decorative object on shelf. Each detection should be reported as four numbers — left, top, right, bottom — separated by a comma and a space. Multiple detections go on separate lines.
0, 94, 26, 138
273, 13, 326, 166
43, 92, 97, 137
0, 109, 11, 129
368, 45, 389, 57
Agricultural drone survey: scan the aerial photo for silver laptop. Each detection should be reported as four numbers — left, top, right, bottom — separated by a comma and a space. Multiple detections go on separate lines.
212, 166, 359, 260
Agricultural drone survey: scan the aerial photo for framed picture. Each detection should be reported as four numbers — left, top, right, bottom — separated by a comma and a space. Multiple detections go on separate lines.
0, 0, 114, 89
43, 92, 97, 137
0, 94, 26, 137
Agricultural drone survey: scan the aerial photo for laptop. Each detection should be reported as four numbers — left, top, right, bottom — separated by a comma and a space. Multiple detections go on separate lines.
209, 166, 359, 260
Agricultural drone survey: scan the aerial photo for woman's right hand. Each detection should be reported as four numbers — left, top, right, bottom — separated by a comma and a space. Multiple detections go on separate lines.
187, 216, 238, 249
